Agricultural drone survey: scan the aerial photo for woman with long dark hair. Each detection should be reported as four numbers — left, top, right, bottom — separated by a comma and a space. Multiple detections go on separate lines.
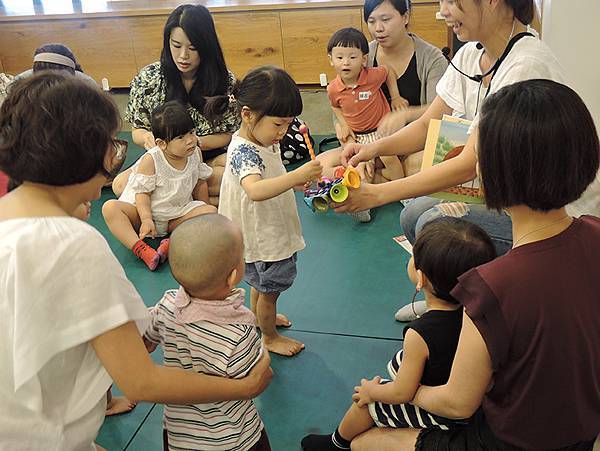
121, 4, 238, 206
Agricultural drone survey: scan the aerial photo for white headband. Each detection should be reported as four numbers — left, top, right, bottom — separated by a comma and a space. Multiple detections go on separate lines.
33, 52, 76, 70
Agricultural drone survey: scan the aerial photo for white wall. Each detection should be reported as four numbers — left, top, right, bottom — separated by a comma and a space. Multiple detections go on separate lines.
541, 0, 600, 129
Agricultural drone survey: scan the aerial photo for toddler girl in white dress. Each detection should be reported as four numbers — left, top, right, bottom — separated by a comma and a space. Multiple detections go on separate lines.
103, 101, 216, 270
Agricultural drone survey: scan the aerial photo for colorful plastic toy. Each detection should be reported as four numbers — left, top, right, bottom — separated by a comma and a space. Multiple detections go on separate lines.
297, 122, 361, 212
298, 124, 316, 160
304, 166, 360, 213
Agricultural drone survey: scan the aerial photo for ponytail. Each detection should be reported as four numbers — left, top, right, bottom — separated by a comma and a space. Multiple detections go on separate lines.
507, 0, 534, 25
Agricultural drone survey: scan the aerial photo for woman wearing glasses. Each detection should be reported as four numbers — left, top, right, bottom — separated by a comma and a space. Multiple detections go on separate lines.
0, 72, 272, 451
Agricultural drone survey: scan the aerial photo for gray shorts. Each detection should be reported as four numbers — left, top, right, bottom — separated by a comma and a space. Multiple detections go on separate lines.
244, 254, 297, 293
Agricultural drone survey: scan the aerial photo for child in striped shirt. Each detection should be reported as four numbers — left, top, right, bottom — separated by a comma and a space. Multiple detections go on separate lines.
144, 214, 271, 451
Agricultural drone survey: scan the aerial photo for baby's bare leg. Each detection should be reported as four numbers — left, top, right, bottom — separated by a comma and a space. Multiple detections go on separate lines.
257, 291, 304, 356
167, 204, 217, 233
379, 156, 405, 181
251, 287, 291, 327
102, 200, 142, 249
206, 153, 227, 207
338, 402, 376, 442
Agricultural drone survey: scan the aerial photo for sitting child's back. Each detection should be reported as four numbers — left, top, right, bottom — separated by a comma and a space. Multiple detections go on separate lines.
144, 214, 270, 451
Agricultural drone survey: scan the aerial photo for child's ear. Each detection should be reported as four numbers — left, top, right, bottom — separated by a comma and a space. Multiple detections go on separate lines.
328, 54, 334, 67
155, 138, 167, 150
226, 268, 238, 290
361, 54, 368, 68
415, 269, 426, 291
240, 106, 254, 124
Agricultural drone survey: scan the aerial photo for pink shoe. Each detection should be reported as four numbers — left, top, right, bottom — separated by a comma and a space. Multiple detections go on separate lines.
157, 238, 170, 263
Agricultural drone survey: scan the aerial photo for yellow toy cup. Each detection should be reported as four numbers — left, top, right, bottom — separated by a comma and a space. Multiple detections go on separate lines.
329, 183, 349, 203
312, 195, 329, 212
342, 167, 361, 189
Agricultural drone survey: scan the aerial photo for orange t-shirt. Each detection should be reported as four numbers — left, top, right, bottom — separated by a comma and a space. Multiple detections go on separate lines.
327, 66, 390, 133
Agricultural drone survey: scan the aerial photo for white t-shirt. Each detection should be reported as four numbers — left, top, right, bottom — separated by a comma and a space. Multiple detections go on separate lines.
219, 133, 305, 263
0, 217, 150, 451
437, 35, 600, 217
437, 34, 565, 129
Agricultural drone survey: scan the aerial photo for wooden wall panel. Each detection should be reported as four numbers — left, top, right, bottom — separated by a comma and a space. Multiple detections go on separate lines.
213, 12, 284, 79
0, 18, 137, 86
130, 15, 166, 72
281, 8, 362, 84
409, 4, 448, 50
0, 2, 449, 87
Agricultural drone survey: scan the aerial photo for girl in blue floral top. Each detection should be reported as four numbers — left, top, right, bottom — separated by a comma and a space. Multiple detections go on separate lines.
216, 66, 323, 356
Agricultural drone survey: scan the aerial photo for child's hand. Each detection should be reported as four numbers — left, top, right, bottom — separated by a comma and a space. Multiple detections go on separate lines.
143, 131, 156, 150
139, 219, 157, 240
335, 122, 356, 145
390, 96, 409, 111
293, 159, 323, 185
352, 376, 381, 407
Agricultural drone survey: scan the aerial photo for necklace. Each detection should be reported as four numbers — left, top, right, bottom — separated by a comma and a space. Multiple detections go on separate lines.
512, 215, 571, 248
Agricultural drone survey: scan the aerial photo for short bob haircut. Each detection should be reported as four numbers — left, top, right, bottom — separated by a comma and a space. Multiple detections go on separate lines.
151, 101, 195, 142
413, 217, 496, 304
478, 79, 600, 212
161, 5, 229, 112
327, 28, 369, 55
0, 72, 120, 186
205, 65, 302, 124
364, 0, 411, 23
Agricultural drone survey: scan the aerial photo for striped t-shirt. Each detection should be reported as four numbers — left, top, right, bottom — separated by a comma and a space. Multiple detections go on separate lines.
145, 291, 264, 451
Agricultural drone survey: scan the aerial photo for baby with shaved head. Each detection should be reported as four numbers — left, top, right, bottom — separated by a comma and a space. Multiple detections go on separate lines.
144, 214, 272, 450
169, 213, 245, 298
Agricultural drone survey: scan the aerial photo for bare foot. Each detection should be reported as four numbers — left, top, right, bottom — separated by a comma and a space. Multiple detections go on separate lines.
106, 396, 136, 416
276, 313, 292, 328
263, 334, 305, 356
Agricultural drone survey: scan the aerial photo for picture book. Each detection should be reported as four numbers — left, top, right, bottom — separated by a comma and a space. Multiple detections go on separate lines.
421, 115, 484, 204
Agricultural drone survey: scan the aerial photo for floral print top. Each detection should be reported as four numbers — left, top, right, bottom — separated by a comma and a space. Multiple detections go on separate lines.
125, 62, 240, 136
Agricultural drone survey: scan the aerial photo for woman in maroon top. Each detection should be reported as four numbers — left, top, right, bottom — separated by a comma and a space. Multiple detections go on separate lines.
350, 79, 600, 450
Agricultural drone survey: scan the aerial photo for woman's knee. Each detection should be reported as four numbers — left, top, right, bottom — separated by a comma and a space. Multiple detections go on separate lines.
400, 197, 441, 244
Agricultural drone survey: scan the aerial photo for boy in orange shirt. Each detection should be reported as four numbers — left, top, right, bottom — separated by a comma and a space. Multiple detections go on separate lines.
322, 27, 406, 221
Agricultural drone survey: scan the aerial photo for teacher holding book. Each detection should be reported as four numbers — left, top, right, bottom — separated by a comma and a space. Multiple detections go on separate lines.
336, 0, 600, 319
339, 0, 561, 244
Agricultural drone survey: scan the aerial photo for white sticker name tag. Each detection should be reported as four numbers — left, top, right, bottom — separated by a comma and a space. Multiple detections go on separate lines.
358, 91, 371, 100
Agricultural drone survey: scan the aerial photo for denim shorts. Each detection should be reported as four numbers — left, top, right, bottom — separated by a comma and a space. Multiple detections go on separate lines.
244, 254, 297, 293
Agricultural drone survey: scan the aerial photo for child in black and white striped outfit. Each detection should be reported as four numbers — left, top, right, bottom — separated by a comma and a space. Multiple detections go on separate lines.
301, 217, 497, 451
144, 214, 271, 451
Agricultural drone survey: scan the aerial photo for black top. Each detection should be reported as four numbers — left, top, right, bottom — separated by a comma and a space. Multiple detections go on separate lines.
402, 308, 463, 386
374, 52, 421, 107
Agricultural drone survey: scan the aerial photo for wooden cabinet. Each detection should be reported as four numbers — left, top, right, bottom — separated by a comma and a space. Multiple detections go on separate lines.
0, 1, 449, 86
214, 12, 285, 77
281, 8, 362, 84
0, 18, 138, 87
410, 4, 448, 50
